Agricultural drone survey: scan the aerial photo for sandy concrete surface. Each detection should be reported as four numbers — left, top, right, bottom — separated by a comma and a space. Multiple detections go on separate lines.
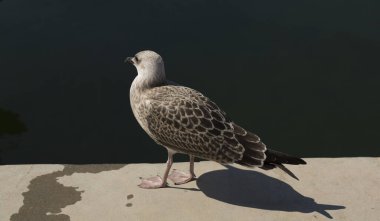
0, 158, 379, 221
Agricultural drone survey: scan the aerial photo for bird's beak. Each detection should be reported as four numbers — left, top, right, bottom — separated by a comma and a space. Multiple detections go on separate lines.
124, 57, 134, 64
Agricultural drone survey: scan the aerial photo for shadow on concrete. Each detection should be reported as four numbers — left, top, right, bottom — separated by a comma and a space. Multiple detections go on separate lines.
197, 165, 345, 219
167, 186, 200, 192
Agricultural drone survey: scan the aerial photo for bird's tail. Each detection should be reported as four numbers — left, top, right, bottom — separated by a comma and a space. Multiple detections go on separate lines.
232, 123, 306, 180
260, 149, 307, 180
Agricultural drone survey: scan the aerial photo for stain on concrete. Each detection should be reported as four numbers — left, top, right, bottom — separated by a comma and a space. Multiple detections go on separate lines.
10, 164, 125, 221
127, 194, 134, 200
126, 194, 134, 207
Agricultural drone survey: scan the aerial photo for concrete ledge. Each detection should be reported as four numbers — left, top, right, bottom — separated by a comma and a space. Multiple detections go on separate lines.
1, 158, 379, 220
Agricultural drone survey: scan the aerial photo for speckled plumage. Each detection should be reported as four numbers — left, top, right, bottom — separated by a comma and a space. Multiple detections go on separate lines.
131, 84, 266, 165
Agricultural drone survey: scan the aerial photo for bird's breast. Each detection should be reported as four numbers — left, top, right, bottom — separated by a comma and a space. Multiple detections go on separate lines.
129, 86, 154, 138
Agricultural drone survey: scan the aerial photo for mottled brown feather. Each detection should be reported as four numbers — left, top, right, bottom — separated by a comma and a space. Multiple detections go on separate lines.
142, 85, 252, 163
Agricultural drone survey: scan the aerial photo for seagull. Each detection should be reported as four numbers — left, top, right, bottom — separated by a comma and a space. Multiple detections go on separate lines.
125, 50, 306, 189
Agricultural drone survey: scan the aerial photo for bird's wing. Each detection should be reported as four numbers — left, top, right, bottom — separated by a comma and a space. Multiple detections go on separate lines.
142, 85, 245, 163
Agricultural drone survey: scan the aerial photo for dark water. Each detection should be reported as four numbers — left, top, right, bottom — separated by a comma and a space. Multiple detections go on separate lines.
1, 0, 379, 164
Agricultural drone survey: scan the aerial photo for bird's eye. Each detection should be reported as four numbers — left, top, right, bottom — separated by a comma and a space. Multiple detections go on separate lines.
135, 56, 139, 62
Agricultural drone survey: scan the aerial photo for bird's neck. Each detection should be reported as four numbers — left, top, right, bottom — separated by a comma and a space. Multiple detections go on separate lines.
132, 68, 166, 91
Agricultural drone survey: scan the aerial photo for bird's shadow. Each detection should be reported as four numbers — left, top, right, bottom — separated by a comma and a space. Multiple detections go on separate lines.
196, 165, 345, 219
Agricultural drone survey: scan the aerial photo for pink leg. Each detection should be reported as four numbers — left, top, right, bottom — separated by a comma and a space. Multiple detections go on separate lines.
168, 155, 196, 185
190, 155, 196, 177
138, 151, 174, 189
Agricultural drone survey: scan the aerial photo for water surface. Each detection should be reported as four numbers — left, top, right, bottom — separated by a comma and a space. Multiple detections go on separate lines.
1, 0, 379, 164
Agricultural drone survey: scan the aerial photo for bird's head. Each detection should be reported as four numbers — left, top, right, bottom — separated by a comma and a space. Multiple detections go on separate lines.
125, 50, 165, 80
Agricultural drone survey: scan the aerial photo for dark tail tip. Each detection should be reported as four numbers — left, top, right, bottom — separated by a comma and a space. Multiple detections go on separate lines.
265, 149, 307, 165
261, 149, 307, 180
290, 157, 307, 165
276, 164, 300, 180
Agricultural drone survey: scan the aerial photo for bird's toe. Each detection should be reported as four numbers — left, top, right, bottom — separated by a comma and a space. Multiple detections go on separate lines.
168, 169, 196, 185
138, 176, 167, 189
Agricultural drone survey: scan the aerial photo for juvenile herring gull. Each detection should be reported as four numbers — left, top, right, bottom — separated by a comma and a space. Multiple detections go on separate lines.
125, 50, 306, 189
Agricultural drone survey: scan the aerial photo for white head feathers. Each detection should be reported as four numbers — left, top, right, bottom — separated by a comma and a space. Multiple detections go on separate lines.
127, 50, 166, 89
